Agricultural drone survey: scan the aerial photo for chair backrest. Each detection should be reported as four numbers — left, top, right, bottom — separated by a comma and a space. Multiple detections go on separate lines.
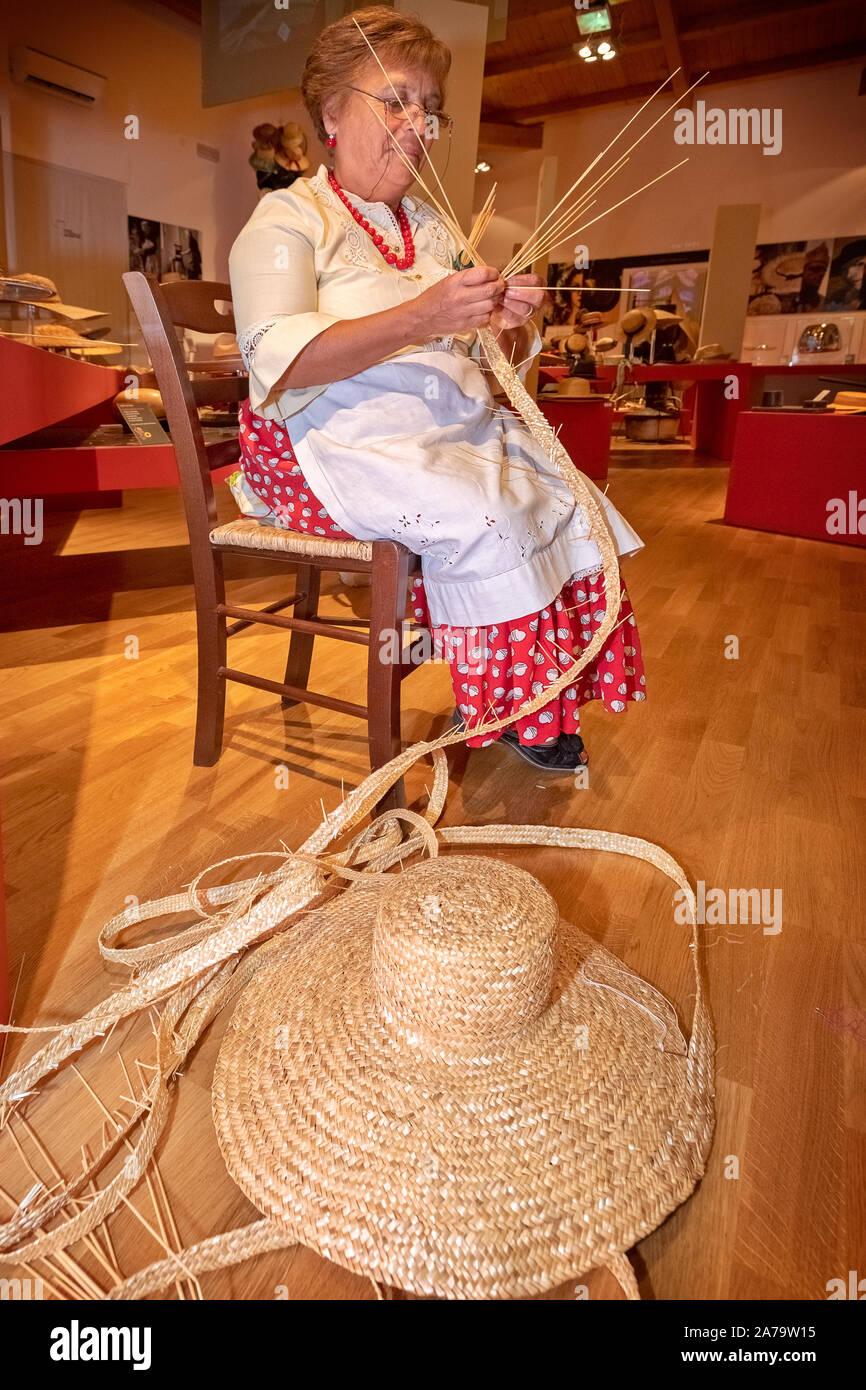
123, 272, 248, 549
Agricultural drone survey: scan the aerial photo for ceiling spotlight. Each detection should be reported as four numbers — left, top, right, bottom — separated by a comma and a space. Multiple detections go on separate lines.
585, 53, 598, 61
598, 40, 610, 54
578, 44, 592, 57
475, 160, 491, 173
602, 48, 616, 59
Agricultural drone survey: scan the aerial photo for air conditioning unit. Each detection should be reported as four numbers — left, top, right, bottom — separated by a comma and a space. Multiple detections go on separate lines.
10, 46, 106, 107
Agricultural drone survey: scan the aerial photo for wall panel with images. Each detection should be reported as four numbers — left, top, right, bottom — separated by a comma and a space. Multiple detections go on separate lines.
747, 236, 865, 315
544, 250, 710, 338
127, 217, 161, 276
160, 225, 203, 281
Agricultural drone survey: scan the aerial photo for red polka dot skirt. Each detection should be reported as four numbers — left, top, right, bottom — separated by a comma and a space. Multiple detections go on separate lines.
237, 401, 647, 748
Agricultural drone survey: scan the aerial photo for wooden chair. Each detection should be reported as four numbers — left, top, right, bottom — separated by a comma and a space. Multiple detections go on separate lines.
123, 273, 430, 811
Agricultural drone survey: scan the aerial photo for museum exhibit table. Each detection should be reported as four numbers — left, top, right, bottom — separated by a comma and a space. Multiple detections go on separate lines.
539, 361, 866, 461
0, 335, 125, 445
0, 423, 240, 495
724, 410, 866, 547
0, 796, 8, 1042
534, 396, 612, 480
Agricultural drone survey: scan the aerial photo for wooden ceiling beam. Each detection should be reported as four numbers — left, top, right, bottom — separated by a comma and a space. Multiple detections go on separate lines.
486, 30, 660, 78
484, 0, 854, 79
487, 79, 666, 123
478, 120, 545, 148
651, 0, 689, 100
503, 0, 636, 21
683, 0, 853, 44
486, 40, 866, 123
150, 0, 202, 24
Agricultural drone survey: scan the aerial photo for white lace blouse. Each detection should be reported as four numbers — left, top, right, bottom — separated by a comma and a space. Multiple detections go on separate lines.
229, 164, 487, 420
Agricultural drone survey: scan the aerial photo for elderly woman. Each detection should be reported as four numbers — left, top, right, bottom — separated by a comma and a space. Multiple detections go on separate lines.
228, 5, 645, 771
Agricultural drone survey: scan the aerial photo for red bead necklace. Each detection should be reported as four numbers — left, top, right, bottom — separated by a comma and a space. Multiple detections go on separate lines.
328, 170, 416, 270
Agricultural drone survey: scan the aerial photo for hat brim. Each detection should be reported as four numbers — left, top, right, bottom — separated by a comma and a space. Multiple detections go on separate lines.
213, 875, 708, 1300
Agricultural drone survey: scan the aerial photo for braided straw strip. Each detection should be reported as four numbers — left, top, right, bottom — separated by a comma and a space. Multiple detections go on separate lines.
105, 1220, 297, 1300
106, 1227, 642, 1302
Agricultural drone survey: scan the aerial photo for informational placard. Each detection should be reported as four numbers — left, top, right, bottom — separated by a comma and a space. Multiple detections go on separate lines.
116, 403, 169, 445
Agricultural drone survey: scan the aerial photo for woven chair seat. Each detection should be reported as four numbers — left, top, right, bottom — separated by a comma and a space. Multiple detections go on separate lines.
210, 517, 374, 563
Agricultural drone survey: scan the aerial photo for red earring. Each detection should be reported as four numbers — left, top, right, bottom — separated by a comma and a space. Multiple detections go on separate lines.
326, 132, 336, 148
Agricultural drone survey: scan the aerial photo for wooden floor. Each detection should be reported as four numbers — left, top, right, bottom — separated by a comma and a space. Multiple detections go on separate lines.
1, 457, 864, 1301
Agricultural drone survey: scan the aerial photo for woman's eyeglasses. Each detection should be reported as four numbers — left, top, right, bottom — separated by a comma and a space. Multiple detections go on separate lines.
345, 86, 454, 139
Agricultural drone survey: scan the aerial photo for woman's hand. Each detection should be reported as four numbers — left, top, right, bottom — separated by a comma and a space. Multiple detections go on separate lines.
416, 265, 506, 336
489, 273, 548, 334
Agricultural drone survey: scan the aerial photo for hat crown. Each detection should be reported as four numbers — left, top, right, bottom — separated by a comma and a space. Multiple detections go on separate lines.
372, 858, 556, 1053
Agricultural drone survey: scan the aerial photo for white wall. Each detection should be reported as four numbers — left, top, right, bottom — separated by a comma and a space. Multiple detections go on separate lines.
472, 63, 866, 272
538, 63, 866, 262
398, 0, 488, 234
473, 144, 543, 268
0, 0, 322, 281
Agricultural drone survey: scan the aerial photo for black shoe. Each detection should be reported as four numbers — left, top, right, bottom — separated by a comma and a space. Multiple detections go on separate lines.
451, 709, 588, 772
500, 727, 588, 771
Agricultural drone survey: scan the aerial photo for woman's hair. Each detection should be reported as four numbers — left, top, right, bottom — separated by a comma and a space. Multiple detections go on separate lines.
301, 5, 451, 143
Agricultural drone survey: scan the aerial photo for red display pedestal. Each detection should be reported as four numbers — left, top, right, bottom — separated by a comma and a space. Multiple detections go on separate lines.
724, 411, 866, 548
0, 336, 124, 446
534, 397, 612, 480
0, 796, 8, 1050
0, 424, 240, 495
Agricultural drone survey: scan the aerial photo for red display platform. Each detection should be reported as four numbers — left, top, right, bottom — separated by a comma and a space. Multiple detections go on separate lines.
0, 336, 125, 446
535, 397, 612, 480
0, 424, 240, 494
540, 362, 866, 463
724, 411, 866, 548
0, 794, 8, 1047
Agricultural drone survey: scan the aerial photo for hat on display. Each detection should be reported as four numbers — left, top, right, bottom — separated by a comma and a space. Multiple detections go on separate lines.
614, 307, 699, 361
614, 307, 657, 352
556, 375, 593, 396
1, 321, 123, 354
0, 270, 106, 321
693, 343, 730, 362
213, 845, 714, 1300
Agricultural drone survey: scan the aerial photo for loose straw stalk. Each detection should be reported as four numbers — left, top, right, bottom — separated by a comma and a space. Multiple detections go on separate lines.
523, 160, 690, 269
503, 68, 708, 278
351, 16, 470, 259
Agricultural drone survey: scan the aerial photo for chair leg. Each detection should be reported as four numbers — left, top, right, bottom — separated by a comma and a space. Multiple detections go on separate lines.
193, 549, 227, 766
368, 543, 411, 812
282, 565, 321, 707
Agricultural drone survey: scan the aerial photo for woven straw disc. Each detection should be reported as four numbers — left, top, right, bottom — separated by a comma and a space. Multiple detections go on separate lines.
213, 857, 709, 1299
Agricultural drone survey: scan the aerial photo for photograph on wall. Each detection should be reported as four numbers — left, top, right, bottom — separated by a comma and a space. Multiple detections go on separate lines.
544, 252, 710, 340
795, 238, 833, 311
545, 261, 624, 333
621, 261, 707, 321
127, 216, 162, 275
160, 225, 203, 281
824, 235, 866, 311
747, 241, 807, 315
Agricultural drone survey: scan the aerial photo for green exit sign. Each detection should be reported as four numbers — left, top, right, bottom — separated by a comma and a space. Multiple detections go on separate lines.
576, 6, 612, 36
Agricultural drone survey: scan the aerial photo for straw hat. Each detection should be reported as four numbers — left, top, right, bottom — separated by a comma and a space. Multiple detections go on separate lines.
0, 271, 105, 320
556, 376, 592, 397
214, 854, 713, 1300
615, 308, 699, 362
